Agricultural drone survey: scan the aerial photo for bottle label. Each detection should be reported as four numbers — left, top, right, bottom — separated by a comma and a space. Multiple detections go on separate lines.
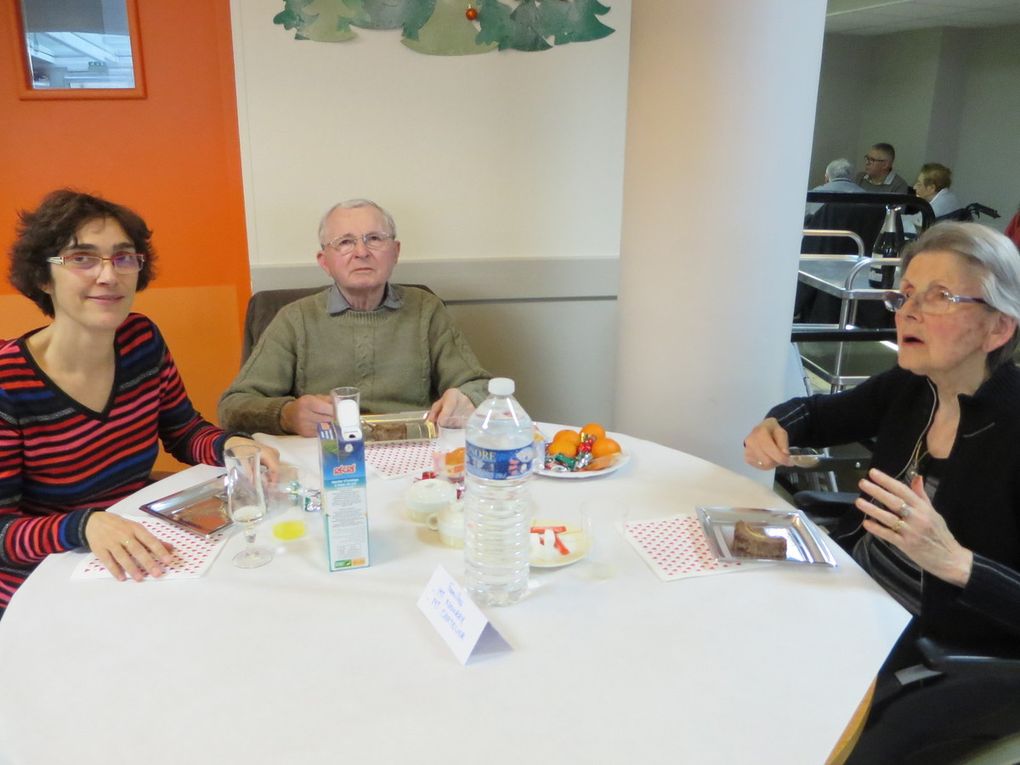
466, 443, 535, 480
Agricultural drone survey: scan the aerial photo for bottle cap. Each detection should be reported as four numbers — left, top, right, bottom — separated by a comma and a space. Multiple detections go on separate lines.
488, 377, 515, 396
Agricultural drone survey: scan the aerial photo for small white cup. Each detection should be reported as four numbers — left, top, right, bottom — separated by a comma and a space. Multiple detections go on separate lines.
427, 500, 465, 548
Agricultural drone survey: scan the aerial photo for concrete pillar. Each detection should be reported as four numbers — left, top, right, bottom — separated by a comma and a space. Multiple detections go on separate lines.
615, 0, 827, 479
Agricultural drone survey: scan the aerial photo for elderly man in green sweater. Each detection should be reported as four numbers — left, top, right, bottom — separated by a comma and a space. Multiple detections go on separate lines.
218, 199, 491, 437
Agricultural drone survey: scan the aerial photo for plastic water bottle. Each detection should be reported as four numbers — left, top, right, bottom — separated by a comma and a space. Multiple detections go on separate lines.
463, 378, 535, 607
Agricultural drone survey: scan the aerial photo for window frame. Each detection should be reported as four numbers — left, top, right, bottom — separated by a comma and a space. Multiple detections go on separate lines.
11, 0, 146, 100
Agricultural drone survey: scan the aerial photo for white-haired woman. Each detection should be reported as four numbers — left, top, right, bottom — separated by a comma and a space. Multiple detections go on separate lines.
745, 222, 1020, 761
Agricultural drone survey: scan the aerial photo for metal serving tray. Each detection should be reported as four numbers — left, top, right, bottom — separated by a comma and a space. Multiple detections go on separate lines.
139, 475, 231, 536
695, 506, 837, 567
360, 411, 436, 444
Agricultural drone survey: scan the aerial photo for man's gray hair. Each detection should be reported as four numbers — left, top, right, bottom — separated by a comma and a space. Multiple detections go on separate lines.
825, 158, 854, 182
318, 199, 398, 245
903, 221, 1020, 369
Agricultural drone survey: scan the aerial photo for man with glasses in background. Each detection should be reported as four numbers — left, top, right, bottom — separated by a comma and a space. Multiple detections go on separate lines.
855, 142, 911, 195
218, 199, 490, 437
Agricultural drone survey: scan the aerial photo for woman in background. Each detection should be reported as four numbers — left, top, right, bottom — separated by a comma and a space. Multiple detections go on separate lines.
745, 222, 1020, 762
0, 189, 276, 616
913, 162, 962, 220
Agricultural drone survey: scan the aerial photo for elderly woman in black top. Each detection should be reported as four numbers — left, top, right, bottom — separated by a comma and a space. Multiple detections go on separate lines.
745, 222, 1020, 762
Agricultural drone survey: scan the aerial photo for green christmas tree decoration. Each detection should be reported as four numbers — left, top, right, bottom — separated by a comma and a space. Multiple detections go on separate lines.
273, 0, 613, 53
273, 0, 316, 30
400, 0, 437, 40
402, 0, 497, 54
352, 0, 418, 29
473, 0, 515, 48
506, 0, 551, 51
273, 0, 360, 41
535, 0, 571, 45
560, 0, 613, 43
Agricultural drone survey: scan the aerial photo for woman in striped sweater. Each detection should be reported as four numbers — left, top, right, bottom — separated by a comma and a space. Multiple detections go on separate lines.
0, 190, 277, 616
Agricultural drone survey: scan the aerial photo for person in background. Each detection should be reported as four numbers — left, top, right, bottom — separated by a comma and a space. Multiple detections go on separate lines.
745, 221, 1020, 762
805, 157, 865, 217
0, 190, 277, 616
855, 142, 911, 195
913, 162, 962, 220
218, 199, 491, 437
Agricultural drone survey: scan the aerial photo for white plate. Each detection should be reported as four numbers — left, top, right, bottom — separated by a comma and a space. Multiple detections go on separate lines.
529, 524, 590, 568
535, 451, 631, 479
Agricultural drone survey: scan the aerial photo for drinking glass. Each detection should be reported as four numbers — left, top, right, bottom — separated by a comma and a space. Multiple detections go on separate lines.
331, 386, 360, 427
579, 496, 631, 580
434, 414, 468, 484
226, 444, 274, 568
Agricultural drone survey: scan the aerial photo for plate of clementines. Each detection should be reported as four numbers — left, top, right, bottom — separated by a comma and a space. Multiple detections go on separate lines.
536, 422, 630, 479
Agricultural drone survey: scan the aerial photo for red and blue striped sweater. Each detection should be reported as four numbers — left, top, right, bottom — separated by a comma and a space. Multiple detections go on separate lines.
0, 313, 229, 613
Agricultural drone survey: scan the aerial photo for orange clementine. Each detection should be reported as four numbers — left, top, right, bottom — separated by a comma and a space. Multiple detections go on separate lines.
547, 439, 578, 459
553, 429, 582, 446
580, 422, 606, 442
591, 438, 622, 459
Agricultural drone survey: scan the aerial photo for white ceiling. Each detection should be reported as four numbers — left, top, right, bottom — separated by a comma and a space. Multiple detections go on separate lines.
826, 0, 1020, 35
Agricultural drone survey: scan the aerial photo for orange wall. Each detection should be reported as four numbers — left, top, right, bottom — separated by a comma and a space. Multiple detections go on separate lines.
0, 2, 251, 469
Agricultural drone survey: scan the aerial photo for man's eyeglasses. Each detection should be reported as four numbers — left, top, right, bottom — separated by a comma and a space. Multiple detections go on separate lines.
864, 155, 890, 164
47, 251, 145, 273
322, 232, 395, 256
883, 285, 987, 315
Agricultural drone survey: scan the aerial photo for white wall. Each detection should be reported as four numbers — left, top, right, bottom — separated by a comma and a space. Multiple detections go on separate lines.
809, 24, 1020, 227
230, 0, 631, 265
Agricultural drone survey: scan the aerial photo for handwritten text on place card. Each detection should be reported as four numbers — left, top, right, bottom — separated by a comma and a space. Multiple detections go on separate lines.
417, 566, 510, 665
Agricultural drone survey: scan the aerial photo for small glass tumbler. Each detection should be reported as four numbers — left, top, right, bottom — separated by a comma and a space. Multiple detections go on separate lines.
434, 414, 468, 484
331, 386, 360, 427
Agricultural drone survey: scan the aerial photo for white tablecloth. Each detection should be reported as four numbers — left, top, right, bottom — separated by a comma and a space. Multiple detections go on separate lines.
0, 429, 909, 765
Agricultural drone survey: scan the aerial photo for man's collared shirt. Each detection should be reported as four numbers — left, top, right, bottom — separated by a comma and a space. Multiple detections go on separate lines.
326, 283, 403, 315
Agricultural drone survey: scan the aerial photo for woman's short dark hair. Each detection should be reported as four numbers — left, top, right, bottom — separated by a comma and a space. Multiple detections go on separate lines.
8, 189, 157, 317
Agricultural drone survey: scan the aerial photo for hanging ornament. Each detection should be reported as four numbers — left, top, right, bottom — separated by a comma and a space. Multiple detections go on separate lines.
465, 5, 478, 21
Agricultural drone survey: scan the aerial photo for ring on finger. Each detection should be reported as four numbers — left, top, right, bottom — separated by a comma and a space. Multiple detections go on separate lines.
121, 538, 132, 548
894, 519, 906, 533
898, 502, 911, 519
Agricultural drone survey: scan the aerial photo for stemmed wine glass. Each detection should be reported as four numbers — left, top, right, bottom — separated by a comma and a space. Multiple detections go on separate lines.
226, 444, 274, 569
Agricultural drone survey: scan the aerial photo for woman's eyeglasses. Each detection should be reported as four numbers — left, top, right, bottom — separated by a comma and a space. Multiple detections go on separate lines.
47, 251, 145, 273
883, 285, 987, 315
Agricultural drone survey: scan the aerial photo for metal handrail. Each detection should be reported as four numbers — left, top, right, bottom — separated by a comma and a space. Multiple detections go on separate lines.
800, 229, 865, 260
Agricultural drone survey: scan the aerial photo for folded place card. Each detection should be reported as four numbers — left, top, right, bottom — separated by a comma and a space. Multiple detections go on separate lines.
417, 565, 511, 664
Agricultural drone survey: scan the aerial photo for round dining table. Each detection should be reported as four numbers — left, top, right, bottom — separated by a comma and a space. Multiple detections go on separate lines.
0, 428, 909, 765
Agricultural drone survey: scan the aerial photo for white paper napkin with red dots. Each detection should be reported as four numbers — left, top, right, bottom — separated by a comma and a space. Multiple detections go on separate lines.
624, 514, 765, 582
71, 518, 228, 581
365, 440, 436, 479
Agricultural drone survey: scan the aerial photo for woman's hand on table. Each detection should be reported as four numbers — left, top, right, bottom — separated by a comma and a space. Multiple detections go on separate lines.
225, 435, 281, 483
743, 417, 794, 469
856, 468, 973, 588
84, 512, 175, 582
